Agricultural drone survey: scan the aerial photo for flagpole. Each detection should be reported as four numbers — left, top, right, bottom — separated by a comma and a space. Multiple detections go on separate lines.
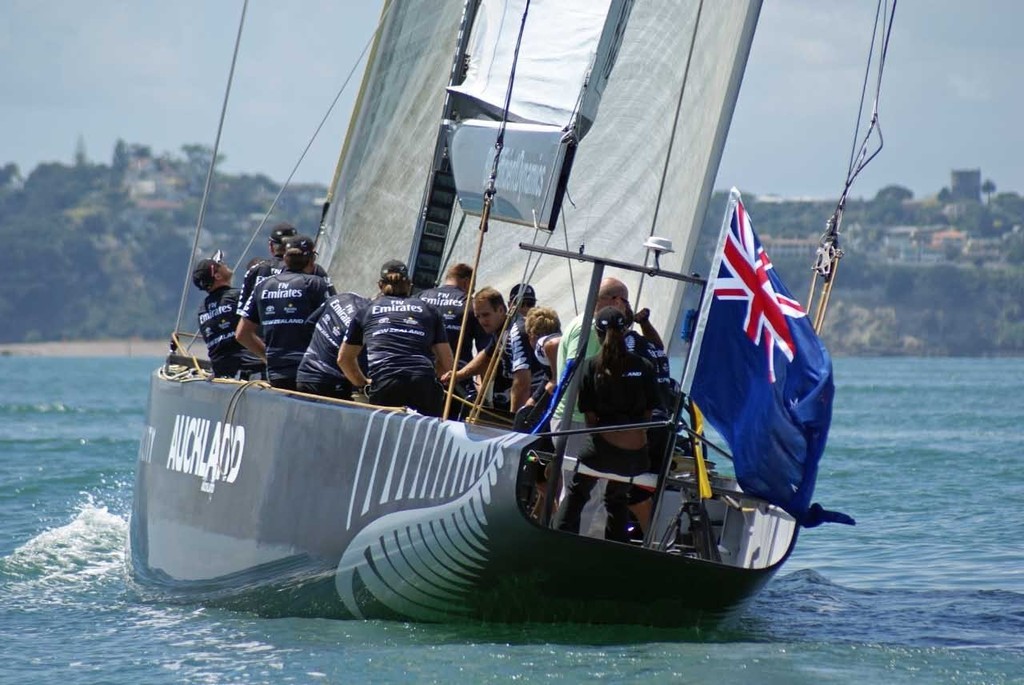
679, 188, 741, 395
642, 190, 740, 551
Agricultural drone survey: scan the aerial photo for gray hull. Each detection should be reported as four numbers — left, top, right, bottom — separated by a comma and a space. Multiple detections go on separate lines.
129, 371, 792, 625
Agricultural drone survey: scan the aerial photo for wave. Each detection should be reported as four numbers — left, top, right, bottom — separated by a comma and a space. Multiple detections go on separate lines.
0, 435, 139, 449
0, 496, 128, 599
746, 569, 1024, 652
0, 402, 143, 417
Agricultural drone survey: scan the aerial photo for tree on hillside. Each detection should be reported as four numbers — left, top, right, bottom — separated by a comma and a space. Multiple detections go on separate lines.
74, 135, 89, 167
982, 179, 996, 205
0, 163, 20, 188
181, 144, 224, 194
992, 192, 1024, 222
112, 139, 130, 179
956, 202, 996, 237
875, 185, 913, 204
868, 185, 915, 226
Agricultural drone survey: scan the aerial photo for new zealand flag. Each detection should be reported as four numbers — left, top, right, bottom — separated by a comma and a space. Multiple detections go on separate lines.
689, 190, 853, 527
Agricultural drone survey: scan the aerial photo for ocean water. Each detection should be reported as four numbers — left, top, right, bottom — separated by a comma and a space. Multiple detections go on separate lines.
0, 356, 1021, 684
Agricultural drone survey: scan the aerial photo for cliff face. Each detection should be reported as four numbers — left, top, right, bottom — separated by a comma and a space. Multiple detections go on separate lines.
762, 251, 1024, 357
820, 301, 926, 356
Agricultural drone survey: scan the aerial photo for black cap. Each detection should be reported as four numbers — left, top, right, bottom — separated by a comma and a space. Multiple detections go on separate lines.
380, 259, 409, 279
509, 283, 537, 305
283, 234, 315, 256
594, 306, 627, 335
269, 222, 297, 245
191, 251, 225, 291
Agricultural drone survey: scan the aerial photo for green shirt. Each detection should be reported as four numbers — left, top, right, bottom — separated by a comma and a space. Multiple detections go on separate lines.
552, 312, 601, 424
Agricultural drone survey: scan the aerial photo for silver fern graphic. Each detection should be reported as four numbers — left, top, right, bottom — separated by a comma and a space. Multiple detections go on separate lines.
335, 416, 522, 620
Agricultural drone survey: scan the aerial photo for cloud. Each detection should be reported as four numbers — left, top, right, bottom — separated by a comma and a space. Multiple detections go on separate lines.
4, 0, 1024, 197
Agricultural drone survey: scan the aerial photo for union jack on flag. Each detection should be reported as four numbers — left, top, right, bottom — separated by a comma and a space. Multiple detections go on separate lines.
713, 199, 807, 382
686, 189, 851, 527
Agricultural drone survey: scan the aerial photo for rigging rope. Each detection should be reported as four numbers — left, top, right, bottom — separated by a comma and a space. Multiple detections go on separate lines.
172, 0, 249, 342
173, 2, 394, 354
809, 0, 898, 333
443, 0, 533, 421
485, 0, 531, 199
559, 190, 580, 315
634, 0, 705, 308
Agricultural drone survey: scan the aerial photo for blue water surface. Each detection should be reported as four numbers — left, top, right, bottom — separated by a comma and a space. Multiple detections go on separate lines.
0, 356, 1021, 684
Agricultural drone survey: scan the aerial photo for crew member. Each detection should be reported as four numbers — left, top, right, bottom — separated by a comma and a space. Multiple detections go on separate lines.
551, 277, 631, 431
518, 305, 562, 519
509, 283, 538, 318
236, 222, 335, 314
517, 305, 562, 427
553, 306, 659, 542
524, 305, 562, 397
236, 235, 331, 390
624, 303, 677, 447
296, 291, 369, 399
338, 259, 453, 417
446, 287, 545, 413
192, 251, 262, 378
417, 262, 488, 365
622, 302, 675, 407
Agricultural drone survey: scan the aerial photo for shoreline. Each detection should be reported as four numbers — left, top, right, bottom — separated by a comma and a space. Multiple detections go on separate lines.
0, 340, 172, 358
0, 340, 1019, 360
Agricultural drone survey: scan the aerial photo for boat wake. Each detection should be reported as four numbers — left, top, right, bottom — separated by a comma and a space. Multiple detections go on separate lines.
747, 569, 1024, 652
0, 497, 127, 602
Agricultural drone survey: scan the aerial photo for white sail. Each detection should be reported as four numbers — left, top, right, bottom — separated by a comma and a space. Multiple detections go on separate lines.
446, 0, 632, 230
320, 0, 467, 287
447, 0, 630, 135
324, 0, 762, 367
448, 1, 762, 360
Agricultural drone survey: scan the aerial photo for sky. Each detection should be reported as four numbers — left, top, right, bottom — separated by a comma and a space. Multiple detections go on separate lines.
2, 0, 1021, 200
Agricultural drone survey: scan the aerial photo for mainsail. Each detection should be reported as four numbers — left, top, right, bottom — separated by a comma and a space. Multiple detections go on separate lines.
319, 0, 467, 281
322, 0, 762, 364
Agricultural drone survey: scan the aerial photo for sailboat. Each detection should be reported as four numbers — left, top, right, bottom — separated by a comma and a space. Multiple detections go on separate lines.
129, 0, 857, 626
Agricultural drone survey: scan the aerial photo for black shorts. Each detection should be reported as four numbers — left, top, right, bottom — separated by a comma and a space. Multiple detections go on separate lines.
577, 434, 649, 477
579, 434, 652, 504
269, 377, 297, 391
297, 378, 353, 400
367, 375, 445, 417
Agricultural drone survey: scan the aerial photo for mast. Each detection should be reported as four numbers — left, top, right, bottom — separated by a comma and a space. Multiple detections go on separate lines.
406, 0, 484, 290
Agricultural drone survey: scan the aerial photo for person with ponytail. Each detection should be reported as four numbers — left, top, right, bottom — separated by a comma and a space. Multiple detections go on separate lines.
553, 306, 660, 542
338, 259, 453, 417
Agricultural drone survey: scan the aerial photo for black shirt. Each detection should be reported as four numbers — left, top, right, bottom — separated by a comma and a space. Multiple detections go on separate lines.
197, 286, 262, 377
296, 292, 368, 385
345, 295, 446, 385
578, 351, 659, 427
239, 270, 331, 382
624, 330, 676, 409
237, 256, 336, 315
417, 284, 489, 364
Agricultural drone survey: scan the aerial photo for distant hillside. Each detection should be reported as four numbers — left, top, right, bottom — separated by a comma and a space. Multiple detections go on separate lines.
691, 189, 1024, 356
0, 143, 326, 343
1, 146, 1022, 355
